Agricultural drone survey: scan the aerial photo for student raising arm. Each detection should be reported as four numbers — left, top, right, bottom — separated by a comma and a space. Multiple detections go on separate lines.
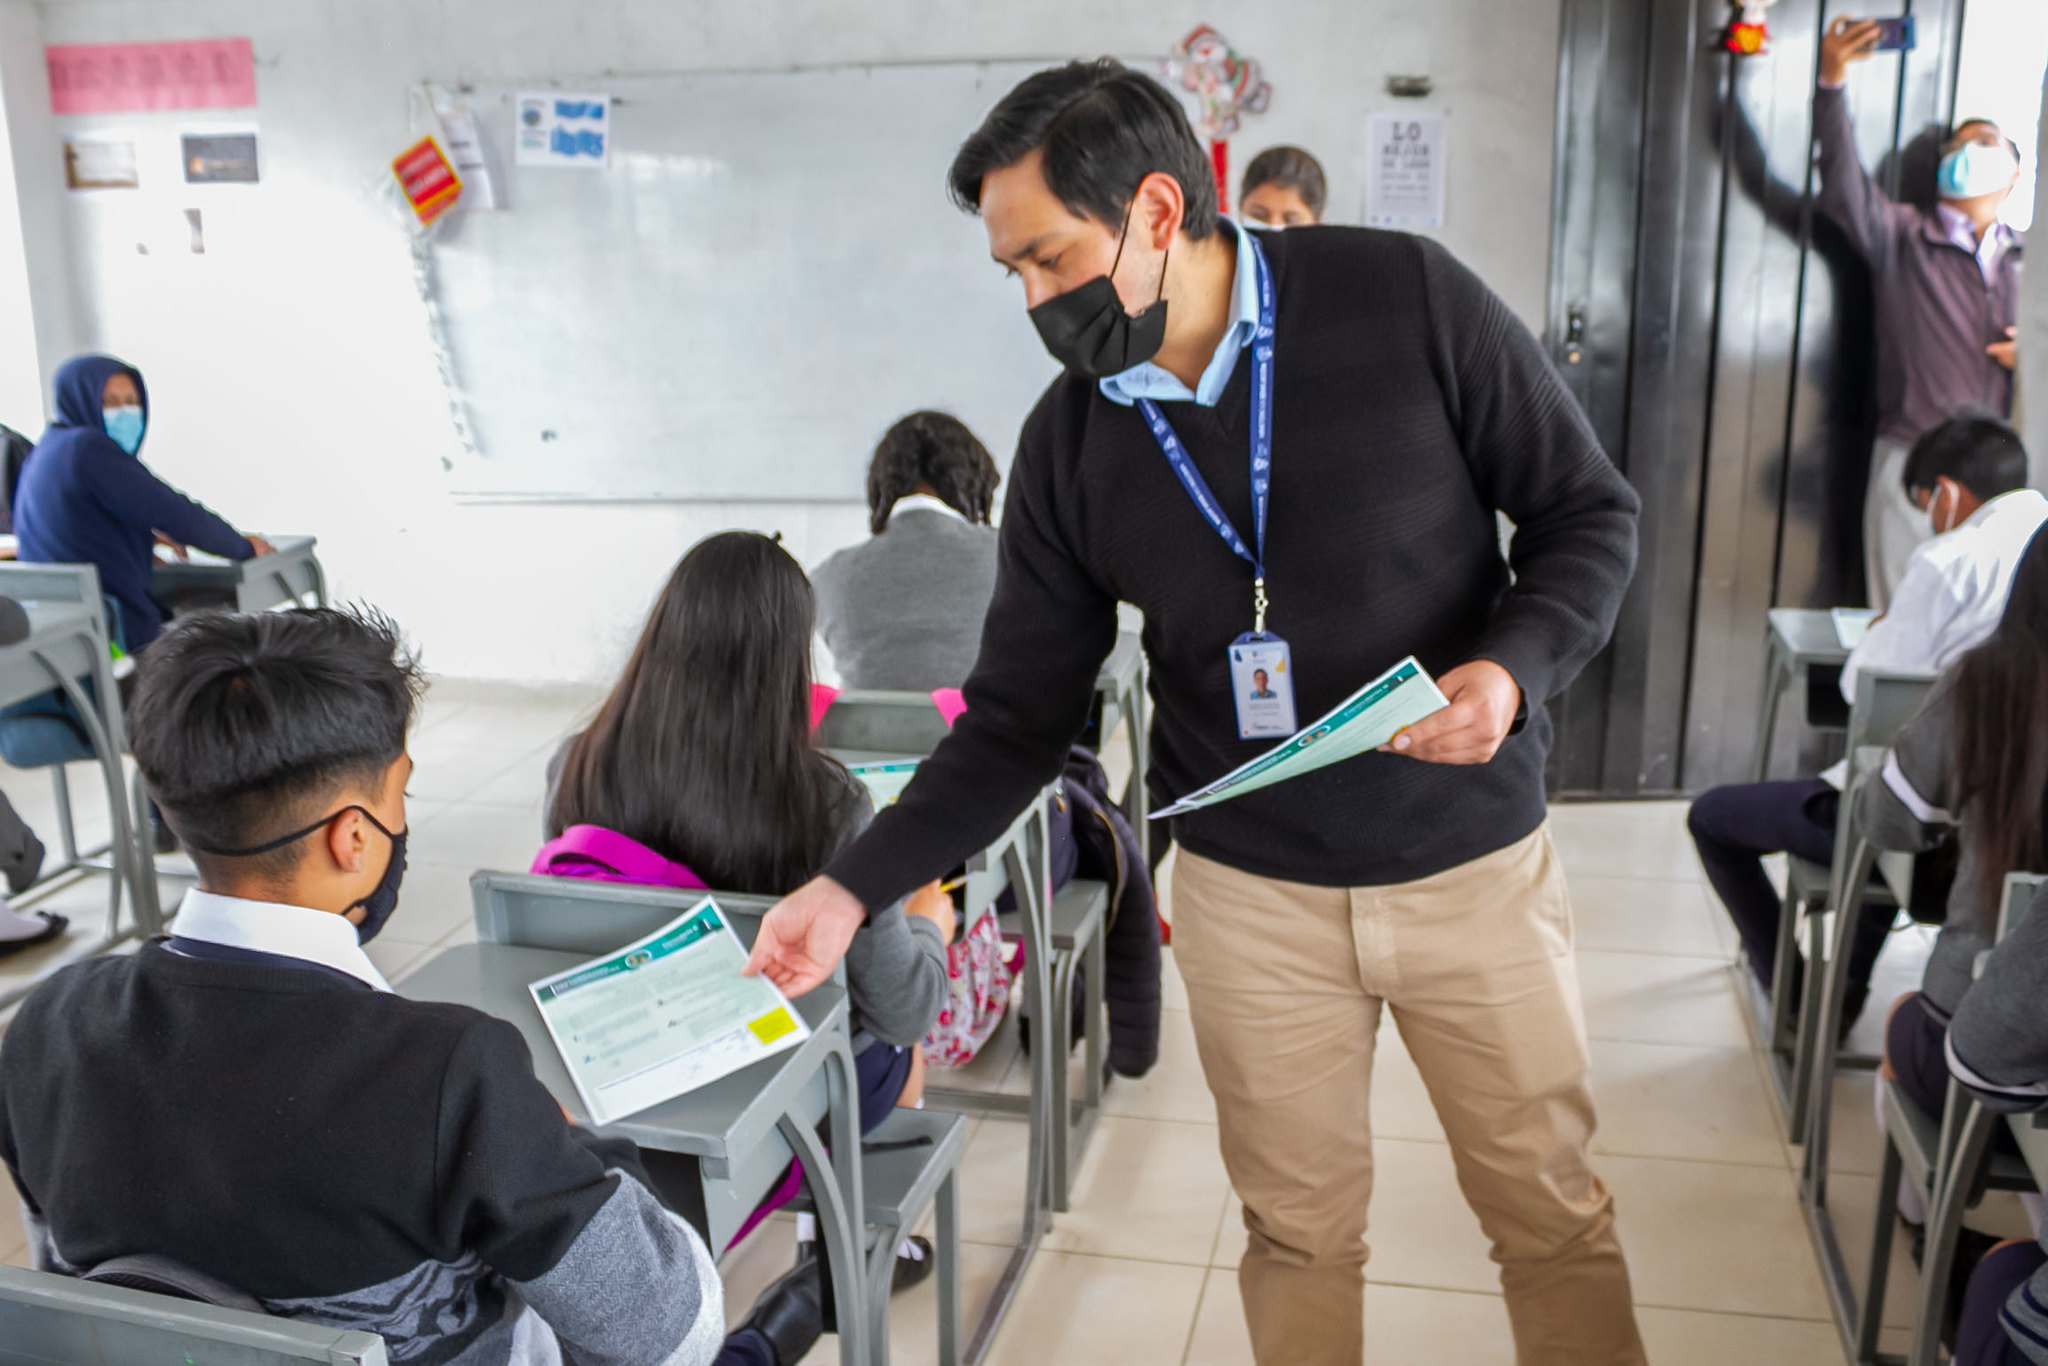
15, 355, 274, 651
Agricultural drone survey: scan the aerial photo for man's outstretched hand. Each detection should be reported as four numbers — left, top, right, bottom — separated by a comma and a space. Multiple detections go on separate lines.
1380, 659, 1522, 765
743, 875, 867, 997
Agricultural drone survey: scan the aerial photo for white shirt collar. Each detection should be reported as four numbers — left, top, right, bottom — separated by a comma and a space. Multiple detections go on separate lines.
170, 888, 391, 992
886, 492, 970, 525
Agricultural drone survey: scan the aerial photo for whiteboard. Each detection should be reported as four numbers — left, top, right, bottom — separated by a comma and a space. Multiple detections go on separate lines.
428, 63, 1080, 501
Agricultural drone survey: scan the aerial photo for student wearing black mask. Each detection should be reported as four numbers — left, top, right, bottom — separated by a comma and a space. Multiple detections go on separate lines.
0, 608, 823, 1366
749, 59, 1644, 1365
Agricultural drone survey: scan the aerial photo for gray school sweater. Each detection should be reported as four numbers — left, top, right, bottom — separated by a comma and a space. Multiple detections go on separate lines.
1945, 882, 2048, 1362
812, 507, 999, 691
1853, 673, 2048, 1014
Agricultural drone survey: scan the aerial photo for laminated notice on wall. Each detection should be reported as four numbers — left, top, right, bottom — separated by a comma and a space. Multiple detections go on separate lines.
515, 91, 610, 168
1363, 111, 1447, 229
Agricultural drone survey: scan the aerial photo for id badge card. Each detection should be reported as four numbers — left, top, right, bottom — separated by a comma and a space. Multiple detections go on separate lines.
1228, 633, 1298, 739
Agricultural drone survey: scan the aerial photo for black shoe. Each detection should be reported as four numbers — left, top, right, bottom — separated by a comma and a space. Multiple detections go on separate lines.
3, 826, 43, 895
892, 1234, 935, 1295
732, 1251, 823, 1366
0, 912, 66, 957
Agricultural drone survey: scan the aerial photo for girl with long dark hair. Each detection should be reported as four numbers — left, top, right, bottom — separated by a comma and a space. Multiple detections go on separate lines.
1856, 523, 2048, 1120
541, 532, 952, 1283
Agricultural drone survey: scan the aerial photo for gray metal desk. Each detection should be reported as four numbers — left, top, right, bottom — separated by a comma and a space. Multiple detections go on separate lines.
1751, 607, 1852, 781
0, 597, 143, 1007
398, 942, 872, 1364
152, 534, 327, 613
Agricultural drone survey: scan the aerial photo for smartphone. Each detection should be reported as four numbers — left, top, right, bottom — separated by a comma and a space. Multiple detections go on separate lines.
1872, 16, 1917, 51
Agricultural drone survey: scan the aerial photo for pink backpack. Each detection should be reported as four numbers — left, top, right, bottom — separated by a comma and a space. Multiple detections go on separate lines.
530, 824, 709, 889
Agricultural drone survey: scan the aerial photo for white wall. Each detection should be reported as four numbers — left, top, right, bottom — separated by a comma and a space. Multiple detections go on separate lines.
2024, 71, 2048, 479
14, 0, 1564, 684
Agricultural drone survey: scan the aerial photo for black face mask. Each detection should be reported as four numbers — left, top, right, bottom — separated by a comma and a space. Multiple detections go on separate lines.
183, 804, 410, 946
1028, 201, 1170, 378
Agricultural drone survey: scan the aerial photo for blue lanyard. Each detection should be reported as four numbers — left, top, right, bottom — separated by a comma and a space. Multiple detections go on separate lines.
1136, 233, 1277, 634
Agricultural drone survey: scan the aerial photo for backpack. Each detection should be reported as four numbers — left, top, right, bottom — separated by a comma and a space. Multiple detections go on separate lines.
530, 824, 708, 889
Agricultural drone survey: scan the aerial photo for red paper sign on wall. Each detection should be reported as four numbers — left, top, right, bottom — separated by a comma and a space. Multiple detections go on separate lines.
392, 136, 463, 227
45, 38, 256, 115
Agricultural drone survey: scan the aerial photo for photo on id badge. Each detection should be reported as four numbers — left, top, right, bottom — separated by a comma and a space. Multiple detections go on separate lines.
1230, 637, 1297, 739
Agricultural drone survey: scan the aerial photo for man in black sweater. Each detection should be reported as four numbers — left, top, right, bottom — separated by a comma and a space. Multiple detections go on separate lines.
0, 609, 820, 1366
747, 62, 1643, 1363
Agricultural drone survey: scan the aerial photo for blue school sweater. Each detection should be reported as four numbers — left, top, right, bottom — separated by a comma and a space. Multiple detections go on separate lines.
15, 355, 252, 649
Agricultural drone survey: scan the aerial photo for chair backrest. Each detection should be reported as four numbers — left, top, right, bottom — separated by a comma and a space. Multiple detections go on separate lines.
1998, 872, 2045, 943
812, 690, 953, 757
1846, 667, 1938, 756
0, 561, 102, 610
471, 870, 783, 957
0, 1264, 386, 1365
81, 1253, 267, 1312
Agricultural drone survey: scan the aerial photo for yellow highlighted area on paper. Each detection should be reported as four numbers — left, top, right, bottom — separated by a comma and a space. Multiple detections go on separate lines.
748, 1006, 799, 1044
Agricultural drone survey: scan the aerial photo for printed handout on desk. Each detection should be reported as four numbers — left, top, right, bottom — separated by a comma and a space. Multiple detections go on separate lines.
1830, 607, 1879, 651
528, 898, 809, 1125
847, 759, 919, 808
1153, 656, 1450, 819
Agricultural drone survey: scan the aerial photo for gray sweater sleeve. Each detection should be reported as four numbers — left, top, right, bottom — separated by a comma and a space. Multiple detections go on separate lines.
828, 777, 949, 1048
1946, 882, 2048, 1111
1852, 677, 1956, 855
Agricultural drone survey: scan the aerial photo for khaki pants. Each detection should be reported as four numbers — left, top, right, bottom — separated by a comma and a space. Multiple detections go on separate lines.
1171, 825, 1645, 1365
1865, 435, 1928, 611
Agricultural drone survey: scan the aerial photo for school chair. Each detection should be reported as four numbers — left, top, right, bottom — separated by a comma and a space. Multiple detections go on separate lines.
1748, 666, 1936, 1138
0, 564, 155, 988
467, 871, 970, 1366
1844, 872, 2045, 1365
814, 689, 1113, 1206
0, 1263, 387, 1366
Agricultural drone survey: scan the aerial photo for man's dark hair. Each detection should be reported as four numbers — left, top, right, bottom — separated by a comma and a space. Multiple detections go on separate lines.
128, 608, 421, 880
1241, 145, 1327, 217
1950, 117, 2022, 161
1900, 412, 2030, 502
866, 410, 1001, 533
948, 59, 1218, 240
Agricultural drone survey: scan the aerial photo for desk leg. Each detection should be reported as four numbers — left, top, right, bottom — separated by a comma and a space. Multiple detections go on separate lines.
780, 1034, 869, 1366
936, 1171, 961, 1366
51, 655, 135, 938
1751, 642, 1789, 783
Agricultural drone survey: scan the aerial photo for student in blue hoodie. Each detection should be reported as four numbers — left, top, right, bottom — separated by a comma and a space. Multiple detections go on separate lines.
15, 354, 274, 653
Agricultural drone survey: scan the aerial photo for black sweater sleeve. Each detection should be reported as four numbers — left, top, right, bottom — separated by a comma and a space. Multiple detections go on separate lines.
1417, 238, 1640, 707
824, 404, 1119, 910
432, 1015, 650, 1280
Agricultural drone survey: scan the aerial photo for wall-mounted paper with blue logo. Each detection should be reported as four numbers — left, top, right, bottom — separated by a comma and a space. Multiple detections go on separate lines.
515, 91, 611, 168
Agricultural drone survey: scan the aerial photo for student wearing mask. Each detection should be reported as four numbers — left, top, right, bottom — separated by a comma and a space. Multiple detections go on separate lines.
813, 411, 1002, 690
542, 531, 951, 1287
1938, 880, 2048, 1365
0, 608, 825, 1366
15, 355, 274, 654
1856, 525, 2048, 1130
1689, 415, 2047, 1022
749, 61, 1645, 1365
1239, 145, 1326, 228
1816, 19, 2026, 607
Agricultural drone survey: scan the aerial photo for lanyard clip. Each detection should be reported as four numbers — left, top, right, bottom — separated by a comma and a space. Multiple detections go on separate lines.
1253, 575, 1268, 636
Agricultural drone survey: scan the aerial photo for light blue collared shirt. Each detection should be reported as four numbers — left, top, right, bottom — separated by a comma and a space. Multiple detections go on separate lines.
1099, 219, 1263, 408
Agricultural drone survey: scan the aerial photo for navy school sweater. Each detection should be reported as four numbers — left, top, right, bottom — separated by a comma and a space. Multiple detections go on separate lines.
16, 354, 253, 650
827, 225, 1640, 908
0, 941, 727, 1366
